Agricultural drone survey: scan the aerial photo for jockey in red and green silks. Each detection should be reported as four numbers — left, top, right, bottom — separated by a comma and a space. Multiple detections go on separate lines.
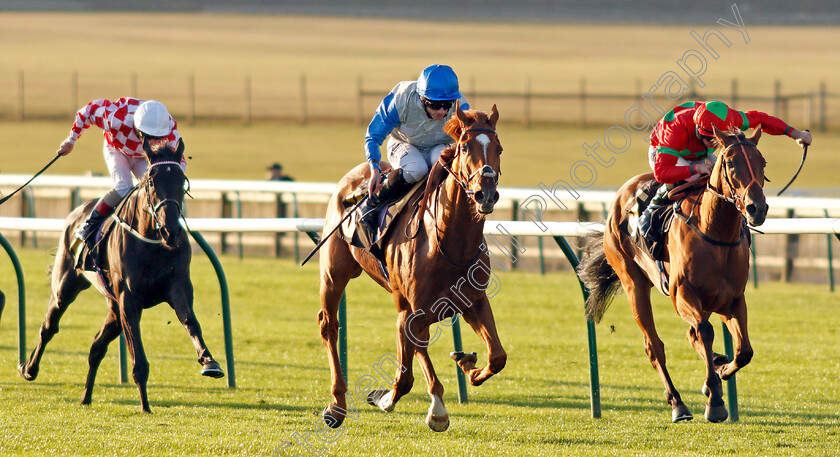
638, 100, 812, 239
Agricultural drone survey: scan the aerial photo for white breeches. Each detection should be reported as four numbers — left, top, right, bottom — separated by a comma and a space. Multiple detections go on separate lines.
386, 138, 449, 183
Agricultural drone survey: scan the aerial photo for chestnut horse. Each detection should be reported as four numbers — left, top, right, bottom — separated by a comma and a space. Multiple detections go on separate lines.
579, 126, 767, 422
318, 105, 506, 431
19, 140, 224, 413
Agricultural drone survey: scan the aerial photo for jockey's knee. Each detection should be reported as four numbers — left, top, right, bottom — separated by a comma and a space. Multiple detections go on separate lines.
401, 166, 428, 184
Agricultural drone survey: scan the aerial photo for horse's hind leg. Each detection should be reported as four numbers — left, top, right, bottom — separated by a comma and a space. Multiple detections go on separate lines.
413, 327, 449, 432
166, 281, 223, 378
716, 295, 753, 381
454, 296, 506, 387
19, 255, 89, 381
318, 237, 362, 428
81, 307, 122, 406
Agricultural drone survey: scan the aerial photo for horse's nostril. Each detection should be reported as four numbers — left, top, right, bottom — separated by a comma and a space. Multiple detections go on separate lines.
475, 190, 485, 202
492, 191, 500, 203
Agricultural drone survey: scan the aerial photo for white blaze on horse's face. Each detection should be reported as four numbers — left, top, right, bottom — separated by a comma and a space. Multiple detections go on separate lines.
476, 134, 490, 162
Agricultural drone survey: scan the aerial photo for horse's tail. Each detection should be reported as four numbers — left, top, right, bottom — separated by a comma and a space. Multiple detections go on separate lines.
577, 230, 621, 324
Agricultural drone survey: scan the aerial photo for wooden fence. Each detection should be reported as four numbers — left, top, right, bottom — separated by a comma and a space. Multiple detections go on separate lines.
2, 71, 838, 131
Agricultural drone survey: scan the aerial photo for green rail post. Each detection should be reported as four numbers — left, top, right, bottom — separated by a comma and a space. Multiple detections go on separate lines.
825, 210, 834, 292
721, 323, 739, 422
750, 241, 758, 289
0, 233, 27, 365
450, 315, 469, 403
553, 235, 601, 419
118, 334, 128, 383
188, 230, 237, 388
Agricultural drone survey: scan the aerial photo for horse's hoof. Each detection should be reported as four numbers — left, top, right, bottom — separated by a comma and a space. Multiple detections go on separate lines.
200, 361, 225, 379
366, 389, 395, 412
705, 404, 729, 423
18, 363, 36, 381
671, 404, 694, 422
321, 406, 344, 429
449, 351, 477, 364
712, 352, 731, 367
426, 414, 450, 432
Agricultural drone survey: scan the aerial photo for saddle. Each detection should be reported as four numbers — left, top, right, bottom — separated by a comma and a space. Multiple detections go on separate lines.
337, 179, 425, 263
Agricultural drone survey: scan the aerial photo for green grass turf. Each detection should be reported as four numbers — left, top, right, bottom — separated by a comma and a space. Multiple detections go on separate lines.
0, 247, 838, 456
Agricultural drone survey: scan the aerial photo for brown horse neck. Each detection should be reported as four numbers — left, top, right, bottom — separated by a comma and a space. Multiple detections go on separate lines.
430, 178, 486, 263
695, 190, 744, 242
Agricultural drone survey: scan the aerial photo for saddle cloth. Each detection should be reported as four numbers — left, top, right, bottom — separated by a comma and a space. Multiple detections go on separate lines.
338, 180, 425, 262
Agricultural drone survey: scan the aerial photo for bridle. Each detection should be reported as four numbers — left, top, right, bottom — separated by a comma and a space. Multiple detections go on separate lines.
705, 139, 763, 214
427, 126, 501, 267
442, 127, 501, 202
673, 137, 763, 247
144, 161, 185, 232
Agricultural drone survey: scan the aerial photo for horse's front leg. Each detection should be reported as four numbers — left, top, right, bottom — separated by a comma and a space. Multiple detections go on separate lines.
81, 306, 122, 405
119, 297, 151, 413
166, 280, 223, 378
366, 309, 416, 413
681, 303, 728, 423
717, 295, 753, 380
453, 296, 506, 387
413, 326, 448, 432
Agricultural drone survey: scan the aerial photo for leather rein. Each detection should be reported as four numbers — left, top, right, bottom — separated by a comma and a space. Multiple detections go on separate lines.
423, 126, 500, 267
112, 161, 186, 245
673, 140, 761, 247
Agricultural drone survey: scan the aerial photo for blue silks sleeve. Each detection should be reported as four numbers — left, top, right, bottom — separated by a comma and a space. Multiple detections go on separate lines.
364, 93, 401, 162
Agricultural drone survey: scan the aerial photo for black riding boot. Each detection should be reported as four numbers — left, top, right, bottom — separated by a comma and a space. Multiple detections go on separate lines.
638, 183, 670, 240
76, 208, 108, 249
359, 168, 413, 233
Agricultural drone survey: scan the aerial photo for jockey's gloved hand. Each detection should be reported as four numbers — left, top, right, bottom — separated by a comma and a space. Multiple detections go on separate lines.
691, 163, 713, 176
368, 161, 382, 196
793, 129, 812, 148
57, 137, 74, 156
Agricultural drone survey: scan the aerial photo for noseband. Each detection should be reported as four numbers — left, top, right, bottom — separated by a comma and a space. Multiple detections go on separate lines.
706, 140, 763, 214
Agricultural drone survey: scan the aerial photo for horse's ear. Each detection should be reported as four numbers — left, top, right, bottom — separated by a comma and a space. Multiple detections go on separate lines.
142, 137, 153, 156
455, 104, 469, 125
747, 124, 762, 146
712, 124, 726, 142
176, 137, 185, 156
488, 104, 499, 129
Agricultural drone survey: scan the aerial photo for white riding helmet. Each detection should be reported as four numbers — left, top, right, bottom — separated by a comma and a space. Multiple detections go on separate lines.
134, 100, 172, 138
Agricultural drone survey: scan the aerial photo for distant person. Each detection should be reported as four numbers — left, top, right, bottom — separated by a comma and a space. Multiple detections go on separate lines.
56, 97, 185, 249
266, 163, 294, 181
359, 63, 469, 232
639, 100, 812, 239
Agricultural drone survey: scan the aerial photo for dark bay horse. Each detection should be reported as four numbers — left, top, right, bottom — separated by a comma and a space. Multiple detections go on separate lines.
318, 105, 506, 431
579, 126, 767, 422
19, 140, 224, 413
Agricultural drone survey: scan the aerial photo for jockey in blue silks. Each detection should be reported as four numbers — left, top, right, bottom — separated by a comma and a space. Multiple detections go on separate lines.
359, 64, 470, 232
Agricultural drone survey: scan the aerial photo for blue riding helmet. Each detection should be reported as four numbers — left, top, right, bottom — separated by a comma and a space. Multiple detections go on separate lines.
417, 64, 462, 101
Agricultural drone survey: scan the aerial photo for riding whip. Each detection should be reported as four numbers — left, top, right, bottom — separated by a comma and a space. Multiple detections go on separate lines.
0, 154, 62, 205
776, 129, 810, 197
300, 195, 368, 266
